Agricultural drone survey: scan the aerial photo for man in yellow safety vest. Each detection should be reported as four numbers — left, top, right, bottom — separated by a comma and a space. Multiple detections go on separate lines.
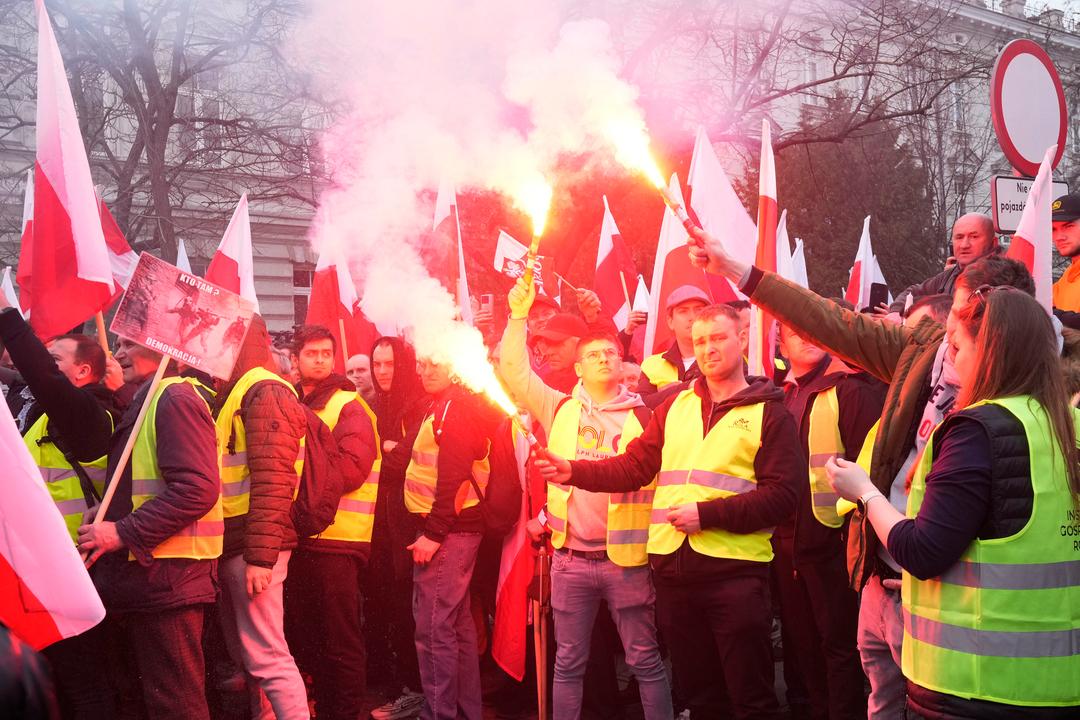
404, 356, 501, 720
537, 304, 803, 720
213, 315, 310, 720
77, 338, 221, 719
500, 278, 672, 720
283, 325, 379, 720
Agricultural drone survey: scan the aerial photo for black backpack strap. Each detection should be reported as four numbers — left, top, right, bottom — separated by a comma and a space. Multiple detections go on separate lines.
631, 404, 652, 431
44, 425, 102, 505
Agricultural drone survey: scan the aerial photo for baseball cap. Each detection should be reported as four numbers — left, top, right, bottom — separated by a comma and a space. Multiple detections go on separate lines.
1052, 193, 1080, 223
665, 285, 711, 311
528, 313, 589, 346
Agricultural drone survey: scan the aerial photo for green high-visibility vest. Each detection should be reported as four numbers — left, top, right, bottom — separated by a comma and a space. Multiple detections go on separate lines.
903, 395, 1080, 707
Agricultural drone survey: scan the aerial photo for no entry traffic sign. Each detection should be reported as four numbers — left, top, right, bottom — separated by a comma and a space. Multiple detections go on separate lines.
989, 39, 1067, 177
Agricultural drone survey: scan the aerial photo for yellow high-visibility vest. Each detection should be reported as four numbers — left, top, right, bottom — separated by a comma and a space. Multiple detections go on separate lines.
310, 390, 380, 544
650, 388, 773, 561
546, 398, 652, 567
641, 354, 680, 390
23, 414, 108, 543
404, 408, 489, 515
806, 387, 844, 528
215, 367, 304, 518
903, 396, 1080, 706
130, 377, 223, 559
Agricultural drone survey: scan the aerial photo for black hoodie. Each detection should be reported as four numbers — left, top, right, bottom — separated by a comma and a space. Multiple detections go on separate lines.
568, 375, 804, 582
369, 337, 427, 557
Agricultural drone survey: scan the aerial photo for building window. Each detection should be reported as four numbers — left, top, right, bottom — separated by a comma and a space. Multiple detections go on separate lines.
951, 83, 964, 131
293, 262, 315, 288
294, 295, 308, 326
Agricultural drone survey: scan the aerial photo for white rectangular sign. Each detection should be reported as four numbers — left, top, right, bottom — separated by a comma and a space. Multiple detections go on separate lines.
991, 175, 1069, 234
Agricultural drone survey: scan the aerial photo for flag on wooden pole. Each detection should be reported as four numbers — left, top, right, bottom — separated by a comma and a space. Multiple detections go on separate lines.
749, 120, 778, 377
22, 0, 116, 339
206, 194, 260, 313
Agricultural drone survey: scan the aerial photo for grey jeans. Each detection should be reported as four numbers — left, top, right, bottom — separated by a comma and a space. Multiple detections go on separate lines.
550, 550, 673, 720
857, 574, 905, 720
413, 531, 484, 720
218, 551, 310, 720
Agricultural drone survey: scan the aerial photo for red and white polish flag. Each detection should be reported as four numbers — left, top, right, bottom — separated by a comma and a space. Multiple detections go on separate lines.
491, 421, 545, 682
493, 230, 558, 303
21, 0, 116, 339
99, 197, 138, 290
750, 120, 778, 377
176, 237, 193, 274
1, 267, 20, 312
433, 181, 472, 324
306, 239, 371, 373
844, 216, 891, 310
595, 196, 638, 331
206, 193, 260, 313
0, 395, 105, 650
15, 169, 33, 316
643, 174, 714, 355
1007, 144, 1056, 313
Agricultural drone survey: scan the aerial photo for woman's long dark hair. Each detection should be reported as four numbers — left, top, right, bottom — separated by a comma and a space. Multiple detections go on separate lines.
369, 335, 423, 442
956, 288, 1080, 496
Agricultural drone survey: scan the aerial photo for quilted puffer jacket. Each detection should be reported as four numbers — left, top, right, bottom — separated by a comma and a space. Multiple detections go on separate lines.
218, 316, 307, 568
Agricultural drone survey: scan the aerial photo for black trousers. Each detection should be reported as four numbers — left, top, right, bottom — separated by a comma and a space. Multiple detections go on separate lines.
284, 549, 366, 720
364, 530, 420, 691
101, 606, 210, 720
42, 620, 114, 719
773, 535, 866, 720
655, 574, 780, 720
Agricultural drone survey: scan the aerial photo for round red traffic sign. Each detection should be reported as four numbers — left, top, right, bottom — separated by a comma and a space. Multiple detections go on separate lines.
989, 39, 1067, 177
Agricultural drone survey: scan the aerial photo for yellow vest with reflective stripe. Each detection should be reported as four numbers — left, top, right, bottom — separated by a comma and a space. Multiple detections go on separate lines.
902, 396, 1080, 706
311, 390, 380, 544
806, 387, 844, 528
130, 377, 223, 559
404, 411, 490, 515
546, 398, 652, 567
641, 353, 679, 390
23, 413, 109, 544
215, 367, 304, 518
652, 389, 773, 561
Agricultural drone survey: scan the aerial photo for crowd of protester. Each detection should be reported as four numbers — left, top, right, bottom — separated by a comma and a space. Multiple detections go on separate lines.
1, 205, 1080, 720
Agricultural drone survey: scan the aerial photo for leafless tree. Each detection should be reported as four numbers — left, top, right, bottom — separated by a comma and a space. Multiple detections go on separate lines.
0, 0, 332, 263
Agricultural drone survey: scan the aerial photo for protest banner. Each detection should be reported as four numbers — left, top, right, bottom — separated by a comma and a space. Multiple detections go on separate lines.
110, 252, 257, 381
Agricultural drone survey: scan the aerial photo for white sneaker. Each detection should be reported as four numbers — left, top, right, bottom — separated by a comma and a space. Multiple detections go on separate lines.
370, 689, 426, 720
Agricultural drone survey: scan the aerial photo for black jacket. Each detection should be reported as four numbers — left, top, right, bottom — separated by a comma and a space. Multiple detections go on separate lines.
92, 373, 220, 613
0, 308, 118, 462
569, 376, 803, 583
780, 355, 885, 566
296, 374, 378, 558
417, 385, 502, 543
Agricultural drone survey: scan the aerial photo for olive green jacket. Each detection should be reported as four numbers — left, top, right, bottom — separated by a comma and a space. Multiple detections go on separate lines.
748, 270, 946, 589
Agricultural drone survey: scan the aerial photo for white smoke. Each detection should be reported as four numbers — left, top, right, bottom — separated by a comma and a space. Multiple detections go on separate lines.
292, 1, 658, 392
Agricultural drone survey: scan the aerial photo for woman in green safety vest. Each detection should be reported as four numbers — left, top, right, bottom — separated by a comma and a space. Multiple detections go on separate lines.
827, 285, 1080, 719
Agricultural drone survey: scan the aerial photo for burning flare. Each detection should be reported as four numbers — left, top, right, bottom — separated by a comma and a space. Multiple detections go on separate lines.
606, 117, 664, 189
604, 117, 697, 233
513, 175, 552, 288
517, 176, 553, 238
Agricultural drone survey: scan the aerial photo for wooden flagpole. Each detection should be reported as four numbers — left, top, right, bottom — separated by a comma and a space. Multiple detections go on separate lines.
93, 312, 109, 353
85, 355, 170, 540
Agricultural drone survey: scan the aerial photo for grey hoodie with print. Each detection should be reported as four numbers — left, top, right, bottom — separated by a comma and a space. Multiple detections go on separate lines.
499, 317, 647, 550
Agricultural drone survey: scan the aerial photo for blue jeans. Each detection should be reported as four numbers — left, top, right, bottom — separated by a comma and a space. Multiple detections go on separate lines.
413, 532, 483, 720
857, 574, 905, 720
550, 549, 673, 720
